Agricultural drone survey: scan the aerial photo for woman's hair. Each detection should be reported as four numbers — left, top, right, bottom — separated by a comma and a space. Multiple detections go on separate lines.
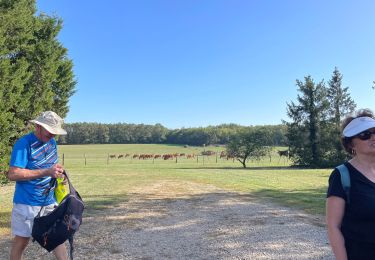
341, 108, 375, 154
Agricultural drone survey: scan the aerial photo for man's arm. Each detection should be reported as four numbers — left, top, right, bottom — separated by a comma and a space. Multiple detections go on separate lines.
7, 164, 64, 181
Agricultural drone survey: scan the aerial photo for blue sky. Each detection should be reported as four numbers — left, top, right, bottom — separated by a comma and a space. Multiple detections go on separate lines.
36, 0, 375, 129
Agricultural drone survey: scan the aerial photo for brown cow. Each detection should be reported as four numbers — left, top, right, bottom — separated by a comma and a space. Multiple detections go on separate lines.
163, 154, 173, 160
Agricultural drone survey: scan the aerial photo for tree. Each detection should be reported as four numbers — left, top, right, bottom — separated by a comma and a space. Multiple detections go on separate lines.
326, 67, 356, 164
286, 76, 330, 167
24, 13, 76, 120
327, 68, 356, 127
0, 0, 35, 181
151, 123, 168, 143
0, 0, 76, 183
226, 127, 271, 168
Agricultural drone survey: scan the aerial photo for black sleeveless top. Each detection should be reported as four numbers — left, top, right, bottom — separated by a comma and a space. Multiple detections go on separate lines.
327, 162, 375, 244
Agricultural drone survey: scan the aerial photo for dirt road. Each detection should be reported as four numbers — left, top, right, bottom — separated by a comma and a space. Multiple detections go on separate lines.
0, 181, 334, 259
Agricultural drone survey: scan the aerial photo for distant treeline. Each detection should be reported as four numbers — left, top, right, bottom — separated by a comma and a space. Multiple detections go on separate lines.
58, 123, 288, 146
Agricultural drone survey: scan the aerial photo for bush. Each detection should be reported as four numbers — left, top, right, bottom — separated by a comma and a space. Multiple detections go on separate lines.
0, 172, 9, 185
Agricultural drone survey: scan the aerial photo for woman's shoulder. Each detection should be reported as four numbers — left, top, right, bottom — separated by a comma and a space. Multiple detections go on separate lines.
327, 164, 347, 199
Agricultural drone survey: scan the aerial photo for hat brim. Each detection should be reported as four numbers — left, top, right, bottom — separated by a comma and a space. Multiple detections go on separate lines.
30, 120, 67, 135
343, 117, 375, 137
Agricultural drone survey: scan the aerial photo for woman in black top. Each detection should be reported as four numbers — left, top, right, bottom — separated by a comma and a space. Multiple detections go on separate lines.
326, 109, 375, 260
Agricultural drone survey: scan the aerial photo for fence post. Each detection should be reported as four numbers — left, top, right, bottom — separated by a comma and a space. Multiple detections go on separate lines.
107, 153, 109, 165
62, 153, 65, 166
84, 154, 86, 166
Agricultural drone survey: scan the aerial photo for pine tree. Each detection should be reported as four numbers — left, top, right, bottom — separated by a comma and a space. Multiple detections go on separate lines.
286, 76, 330, 167
326, 67, 356, 164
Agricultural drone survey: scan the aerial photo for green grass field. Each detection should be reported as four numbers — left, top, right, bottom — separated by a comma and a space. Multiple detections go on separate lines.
0, 144, 331, 236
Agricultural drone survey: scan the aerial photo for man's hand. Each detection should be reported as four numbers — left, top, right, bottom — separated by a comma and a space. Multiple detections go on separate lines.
47, 164, 65, 178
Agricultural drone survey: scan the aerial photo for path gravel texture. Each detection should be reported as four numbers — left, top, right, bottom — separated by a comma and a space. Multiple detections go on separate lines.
0, 181, 334, 259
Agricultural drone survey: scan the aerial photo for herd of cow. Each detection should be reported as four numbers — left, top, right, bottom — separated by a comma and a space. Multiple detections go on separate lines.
108, 150, 289, 161
108, 151, 235, 160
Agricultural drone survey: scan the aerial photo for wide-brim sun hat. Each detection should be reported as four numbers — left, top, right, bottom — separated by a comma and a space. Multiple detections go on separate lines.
343, 116, 375, 138
29, 111, 67, 135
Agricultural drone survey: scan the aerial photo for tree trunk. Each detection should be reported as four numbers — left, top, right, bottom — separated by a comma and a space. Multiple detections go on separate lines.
241, 160, 247, 168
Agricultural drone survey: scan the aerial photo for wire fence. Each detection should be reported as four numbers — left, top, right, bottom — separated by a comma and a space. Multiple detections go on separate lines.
59, 152, 291, 167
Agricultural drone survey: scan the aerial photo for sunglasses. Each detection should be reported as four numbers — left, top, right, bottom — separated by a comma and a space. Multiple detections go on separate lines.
355, 130, 375, 141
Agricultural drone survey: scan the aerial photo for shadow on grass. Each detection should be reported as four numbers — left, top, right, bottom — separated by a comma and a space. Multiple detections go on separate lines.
251, 187, 327, 216
82, 193, 129, 215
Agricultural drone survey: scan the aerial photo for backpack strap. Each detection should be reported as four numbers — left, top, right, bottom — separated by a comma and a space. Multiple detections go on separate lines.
35, 178, 57, 218
336, 164, 351, 204
68, 236, 74, 260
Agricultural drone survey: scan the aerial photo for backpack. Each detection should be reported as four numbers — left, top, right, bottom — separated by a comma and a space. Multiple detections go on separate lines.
32, 171, 84, 260
336, 164, 351, 204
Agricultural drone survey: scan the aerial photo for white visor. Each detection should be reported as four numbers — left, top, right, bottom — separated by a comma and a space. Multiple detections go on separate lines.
342, 116, 375, 137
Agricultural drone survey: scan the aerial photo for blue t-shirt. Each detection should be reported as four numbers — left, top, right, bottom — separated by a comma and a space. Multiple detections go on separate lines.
10, 132, 58, 206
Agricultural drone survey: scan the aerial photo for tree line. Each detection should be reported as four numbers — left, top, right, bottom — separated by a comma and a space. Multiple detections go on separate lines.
58, 123, 288, 147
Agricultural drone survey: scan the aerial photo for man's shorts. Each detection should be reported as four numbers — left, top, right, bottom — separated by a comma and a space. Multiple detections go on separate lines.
11, 203, 57, 237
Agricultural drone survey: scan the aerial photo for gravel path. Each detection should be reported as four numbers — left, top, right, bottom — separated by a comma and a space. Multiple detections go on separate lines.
0, 181, 334, 259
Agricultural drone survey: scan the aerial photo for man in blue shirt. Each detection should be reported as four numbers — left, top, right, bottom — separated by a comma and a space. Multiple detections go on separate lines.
8, 111, 68, 260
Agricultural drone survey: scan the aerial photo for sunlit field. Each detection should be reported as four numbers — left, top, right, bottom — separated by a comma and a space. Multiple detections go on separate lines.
0, 144, 331, 236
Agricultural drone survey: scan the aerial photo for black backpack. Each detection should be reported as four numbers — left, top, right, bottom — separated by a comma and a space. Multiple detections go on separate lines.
32, 171, 84, 260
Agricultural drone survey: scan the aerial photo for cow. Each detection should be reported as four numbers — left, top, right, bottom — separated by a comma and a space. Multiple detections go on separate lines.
277, 150, 289, 162
226, 155, 235, 161
139, 154, 153, 160
163, 154, 173, 160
